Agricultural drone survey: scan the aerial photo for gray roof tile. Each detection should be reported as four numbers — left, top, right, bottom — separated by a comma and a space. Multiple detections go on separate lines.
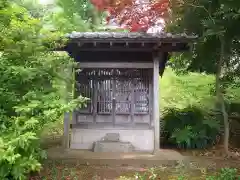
66, 32, 197, 41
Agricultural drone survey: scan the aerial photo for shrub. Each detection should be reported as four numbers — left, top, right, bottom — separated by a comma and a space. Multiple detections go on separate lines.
160, 68, 240, 149
160, 68, 215, 111
0, 2, 85, 179
163, 106, 220, 149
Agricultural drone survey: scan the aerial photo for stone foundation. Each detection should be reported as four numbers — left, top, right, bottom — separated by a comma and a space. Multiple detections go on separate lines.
70, 128, 154, 152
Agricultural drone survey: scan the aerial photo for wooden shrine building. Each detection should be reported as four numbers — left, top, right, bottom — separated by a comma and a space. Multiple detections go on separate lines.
63, 32, 196, 153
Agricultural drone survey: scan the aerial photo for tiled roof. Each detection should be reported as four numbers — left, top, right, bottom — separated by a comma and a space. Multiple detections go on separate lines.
66, 32, 197, 42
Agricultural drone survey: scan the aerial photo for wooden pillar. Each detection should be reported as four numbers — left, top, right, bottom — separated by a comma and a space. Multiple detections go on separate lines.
63, 112, 70, 149
153, 52, 161, 154
63, 65, 75, 149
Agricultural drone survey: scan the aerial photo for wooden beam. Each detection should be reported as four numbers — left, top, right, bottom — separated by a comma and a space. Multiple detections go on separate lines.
71, 123, 152, 129
67, 42, 190, 52
73, 47, 188, 52
153, 52, 161, 154
78, 62, 153, 69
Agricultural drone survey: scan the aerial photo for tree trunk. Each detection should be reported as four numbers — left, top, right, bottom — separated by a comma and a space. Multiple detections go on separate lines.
216, 37, 230, 156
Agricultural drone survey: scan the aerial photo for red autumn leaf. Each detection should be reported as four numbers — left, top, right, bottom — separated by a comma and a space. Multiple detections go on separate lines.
130, 22, 140, 32
106, 15, 110, 22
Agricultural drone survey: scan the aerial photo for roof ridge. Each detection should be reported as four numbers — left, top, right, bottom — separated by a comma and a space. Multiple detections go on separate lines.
66, 31, 197, 40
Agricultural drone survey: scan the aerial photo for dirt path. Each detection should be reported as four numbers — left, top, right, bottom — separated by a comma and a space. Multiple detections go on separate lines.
29, 153, 240, 180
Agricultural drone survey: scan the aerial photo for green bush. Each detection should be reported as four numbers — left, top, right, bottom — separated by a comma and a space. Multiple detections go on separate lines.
160, 68, 240, 149
163, 106, 220, 149
160, 68, 215, 111
0, 2, 85, 179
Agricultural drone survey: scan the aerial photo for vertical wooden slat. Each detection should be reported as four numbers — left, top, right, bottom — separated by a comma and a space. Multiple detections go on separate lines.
142, 70, 144, 113
103, 78, 106, 114
107, 79, 109, 113
100, 70, 103, 113
149, 69, 153, 128
102, 70, 104, 113
112, 69, 116, 125
97, 81, 99, 114
100, 80, 103, 113
131, 79, 135, 124
93, 78, 97, 123
106, 70, 108, 113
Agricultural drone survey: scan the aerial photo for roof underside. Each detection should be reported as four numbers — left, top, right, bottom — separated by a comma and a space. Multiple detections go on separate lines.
65, 32, 197, 52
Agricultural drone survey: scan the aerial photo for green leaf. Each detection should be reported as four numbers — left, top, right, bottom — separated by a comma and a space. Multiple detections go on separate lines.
202, 119, 220, 130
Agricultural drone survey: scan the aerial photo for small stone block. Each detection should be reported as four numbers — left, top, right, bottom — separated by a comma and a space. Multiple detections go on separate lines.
103, 133, 120, 142
93, 141, 134, 153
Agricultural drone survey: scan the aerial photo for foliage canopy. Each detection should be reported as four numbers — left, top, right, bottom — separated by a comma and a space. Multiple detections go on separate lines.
168, 0, 240, 74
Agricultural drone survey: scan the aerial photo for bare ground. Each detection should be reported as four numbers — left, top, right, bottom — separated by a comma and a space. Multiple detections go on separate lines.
33, 135, 240, 180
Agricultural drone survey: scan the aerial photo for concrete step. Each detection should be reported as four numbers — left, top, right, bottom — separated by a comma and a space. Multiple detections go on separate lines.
47, 147, 183, 167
